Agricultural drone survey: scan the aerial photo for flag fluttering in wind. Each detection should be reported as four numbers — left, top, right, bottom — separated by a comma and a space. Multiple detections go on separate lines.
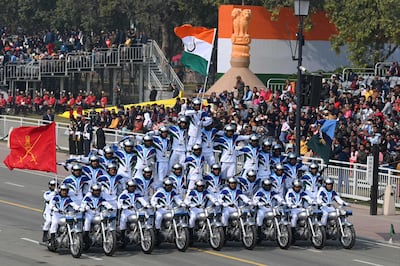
4, 122, 57, 173
174, 24, 216, 76
307, 119, 337, 164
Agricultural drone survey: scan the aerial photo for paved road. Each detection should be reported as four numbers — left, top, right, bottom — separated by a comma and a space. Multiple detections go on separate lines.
0, 145, 399, 266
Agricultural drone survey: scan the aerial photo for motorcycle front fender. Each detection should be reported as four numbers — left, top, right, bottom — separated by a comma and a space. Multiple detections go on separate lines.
178, 222, 189, 228
213, 222, 223, 228
343, 221, 353, 227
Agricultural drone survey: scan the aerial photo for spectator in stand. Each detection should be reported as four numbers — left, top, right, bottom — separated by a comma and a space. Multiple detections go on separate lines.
0, 93, 6, 114
42, 109, 54, 124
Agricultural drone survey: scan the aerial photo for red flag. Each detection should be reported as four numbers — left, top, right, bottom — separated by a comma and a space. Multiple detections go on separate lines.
4, 122, 57, 173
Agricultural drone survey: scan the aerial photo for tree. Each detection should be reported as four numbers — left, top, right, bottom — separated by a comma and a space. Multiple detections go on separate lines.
325, 0, 400, 66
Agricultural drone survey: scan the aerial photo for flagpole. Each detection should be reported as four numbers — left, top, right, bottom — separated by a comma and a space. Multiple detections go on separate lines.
199, 28, 217, 109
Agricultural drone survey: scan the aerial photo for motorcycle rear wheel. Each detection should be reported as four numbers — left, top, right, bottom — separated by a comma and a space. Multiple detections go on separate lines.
141, 229, 155, 254
311, 225, 326, 249
103, 230, 117, 256
70, 232, 83, 258
276, 224, 292, 249
175, 227, 189, 252
209, 227, 224, 251
340, 225, 356, 249
242, 225, 257, 250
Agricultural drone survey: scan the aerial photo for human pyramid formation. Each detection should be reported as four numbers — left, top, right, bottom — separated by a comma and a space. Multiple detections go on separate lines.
42, 98, 350, 255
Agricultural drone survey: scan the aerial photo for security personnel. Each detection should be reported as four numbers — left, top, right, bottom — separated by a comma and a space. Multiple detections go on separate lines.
97, 163, 124, 208
169, 117, 188, 169
168, 163, 187, 196
134, 134, 156, 178
153, 126, 171, 186
184, 144, 205, 190
42, 179, 58, 242
317, 178, 349, 226
285, 179, 314, 228
185, 180, 218, 230
151, 179, 184, 232
115, 139, 137, 185
134, 167, 156, 201
62, 164, 91, 204
219, 177, 252, 227
49, 185, 80, 248
81, 183, 113, 247
117, 180, 150, 242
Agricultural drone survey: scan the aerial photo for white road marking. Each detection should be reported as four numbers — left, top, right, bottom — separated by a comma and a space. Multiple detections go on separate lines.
21, 238, 103, 261
82, 254, 103, 261
291, 246, 322, 253
353, 259, 383, 266
4, 182, 25, 187
358, 239, 400, 250
21, 237, 39, 244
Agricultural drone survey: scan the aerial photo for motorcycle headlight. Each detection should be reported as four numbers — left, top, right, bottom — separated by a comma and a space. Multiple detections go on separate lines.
298, 211, 307, 220
198, 212, 207, 220
230, 212, 239, 219
339, 209, 347, 216
328, 212, 338, 220
128, 214, 138, 223
163, 212, 173, 221
92, 215, 101, 224
58, 217, 66, 226
266, 211, 274, 219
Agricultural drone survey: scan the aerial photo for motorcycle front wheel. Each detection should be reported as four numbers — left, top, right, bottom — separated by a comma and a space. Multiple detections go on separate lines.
103, 230, 117, 256
141, 229, 155, 254
311, 225, 326, 249
70, 232, 83, 258
175, 227, 189, 252
340, 225, 356, 249
209, 227, 224, 251
242, 225, 257, 250
276, 224, 292, 249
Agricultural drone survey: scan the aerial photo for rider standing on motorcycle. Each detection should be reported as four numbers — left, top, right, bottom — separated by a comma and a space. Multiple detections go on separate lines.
238, 134, 260, 177
270, 163, 291, 198
169, 117, 188, 169
253, 179, 284, 229
185, 144, 205, 190
185, 180, 219, 231
257, 140, 272, 180
49, 184, 80, 247
301, 163, 323, 200
219, 177, 252, 228
83, 155, 106, 185
151, 179, 184, 233
201, 117, 220, 168
238, 170, 261, 198
42, 179, 58, 242
62, 164, 91, 204
99, 146, 117, 170
81, 183, 114, 246
169, 163, 187, 197
134, 134, 156, 178
185, 98, 208, 153
115, 139, 137, 185
316, 178, 349, 226
285, 179, 314, 228
283, 152, 307, 186
270, 144, 285, 166
97, 163, 124, 208
153, 126, 171, 187
118, 180, 150, 242
214, 124, 250, 182
204, 163, 224, 196
134, 167, 156, 201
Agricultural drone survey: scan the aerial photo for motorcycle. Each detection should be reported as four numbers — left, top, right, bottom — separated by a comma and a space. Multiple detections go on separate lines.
84, 206, 117, 256
118, 206, 155, 254
257, 204, 292, 249
324, 205, 356, 249
47, 210, 83, 258
191, 205, 225, 251
224, 202, 257, 250
156, 204, 190, 252
289, 205, 326, 249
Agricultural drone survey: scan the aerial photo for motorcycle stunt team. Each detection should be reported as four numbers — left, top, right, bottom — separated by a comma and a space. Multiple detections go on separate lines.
42, 98, 349, 252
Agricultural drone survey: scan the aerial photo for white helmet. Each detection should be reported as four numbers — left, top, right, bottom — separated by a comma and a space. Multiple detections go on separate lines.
159, 126, 168, 133
292, 179, 303, 188
143, 167, 152, 173
103, 146, 113, 154
324, 178, 334, 185
224, 124, 235, 132
247, 170, 257, 178
195, 180, 205, 187
123, 139, 134, 147
228, 177, 237, 183
91, 183, 102, 192
143, 135, 153, 142
71, 164, 82, 172
192, 98, 201, 105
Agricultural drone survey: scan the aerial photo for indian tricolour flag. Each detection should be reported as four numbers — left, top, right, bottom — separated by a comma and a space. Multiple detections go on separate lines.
174, 24, 216, 76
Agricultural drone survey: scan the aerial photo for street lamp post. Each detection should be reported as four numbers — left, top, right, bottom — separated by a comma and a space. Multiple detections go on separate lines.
294, 0, 310, 157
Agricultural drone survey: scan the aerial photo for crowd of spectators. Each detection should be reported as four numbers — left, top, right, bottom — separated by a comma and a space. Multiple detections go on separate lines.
0, 26, 149, 65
